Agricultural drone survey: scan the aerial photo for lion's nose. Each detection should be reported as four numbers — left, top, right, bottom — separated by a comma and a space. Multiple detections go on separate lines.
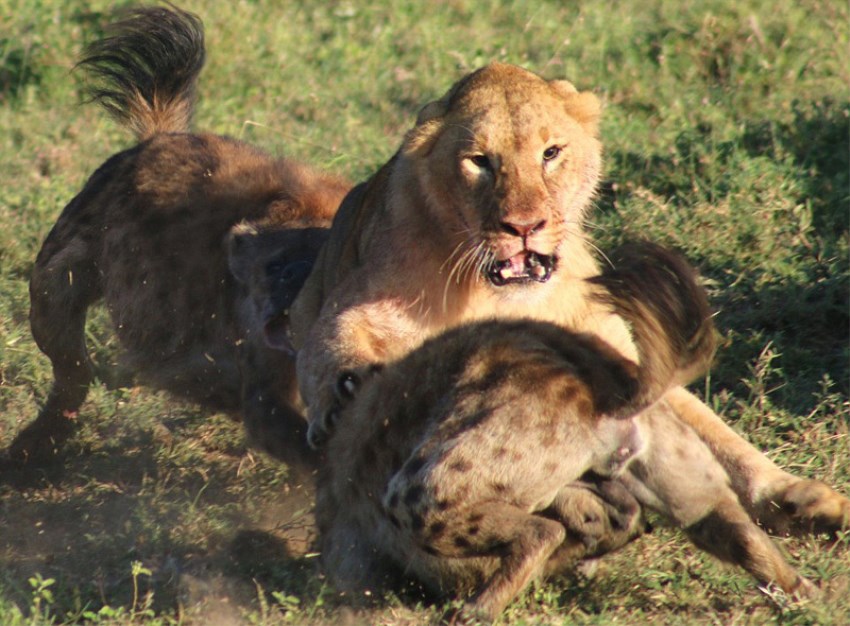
499, 218, 546, 238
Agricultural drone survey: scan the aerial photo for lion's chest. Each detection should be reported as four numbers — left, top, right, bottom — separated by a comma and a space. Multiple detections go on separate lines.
424, 281, 637, 363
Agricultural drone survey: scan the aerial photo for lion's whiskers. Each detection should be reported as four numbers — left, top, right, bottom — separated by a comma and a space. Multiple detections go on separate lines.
442, 238, 489, 312
440, 238, 471, 274
473, 245, 495, 284
565, 222, 614, 269
580, 218, 609, 233
458, 242, 486, 283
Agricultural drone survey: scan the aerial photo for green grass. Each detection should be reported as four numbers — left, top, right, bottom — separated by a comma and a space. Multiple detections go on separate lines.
1, 0, 848, 623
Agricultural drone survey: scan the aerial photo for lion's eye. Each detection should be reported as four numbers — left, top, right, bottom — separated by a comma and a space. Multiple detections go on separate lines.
468, 154, 492, 171
542, 145, 561, 162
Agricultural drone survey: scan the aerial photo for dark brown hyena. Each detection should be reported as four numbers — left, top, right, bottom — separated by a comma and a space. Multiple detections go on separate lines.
318, 243, 814, 621
12, 5, 350, 471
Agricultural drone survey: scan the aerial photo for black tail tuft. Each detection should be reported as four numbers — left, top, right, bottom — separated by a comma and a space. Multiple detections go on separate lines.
77, 3, 205, 139
589, 241, 716, 415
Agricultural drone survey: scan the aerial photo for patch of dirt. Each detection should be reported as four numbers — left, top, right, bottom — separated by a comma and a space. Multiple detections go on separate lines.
0, 417, 321, 623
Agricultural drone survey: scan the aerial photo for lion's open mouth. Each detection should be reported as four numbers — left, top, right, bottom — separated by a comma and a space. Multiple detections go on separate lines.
487, 251, 557, 286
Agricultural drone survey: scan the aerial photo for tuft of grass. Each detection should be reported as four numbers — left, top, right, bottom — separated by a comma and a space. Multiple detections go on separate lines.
1, 0, 847, 624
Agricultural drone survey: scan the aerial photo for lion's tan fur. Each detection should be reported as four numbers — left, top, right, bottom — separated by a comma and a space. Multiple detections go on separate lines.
291, 64, 634, 421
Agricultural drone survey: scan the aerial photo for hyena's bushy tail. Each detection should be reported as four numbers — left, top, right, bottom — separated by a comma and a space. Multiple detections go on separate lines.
589, 241, 717, 418
77, 4, 205, 140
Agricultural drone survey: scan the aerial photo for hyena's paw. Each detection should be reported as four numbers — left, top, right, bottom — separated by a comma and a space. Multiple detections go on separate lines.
761, 478, 850, 537
542, 479, 647, 578
307, 366, 383, 449
7, 409, 79, 466
579, 479, 648, 554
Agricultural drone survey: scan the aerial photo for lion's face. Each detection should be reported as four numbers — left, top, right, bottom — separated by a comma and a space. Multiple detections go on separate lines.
404, 63, 602, 290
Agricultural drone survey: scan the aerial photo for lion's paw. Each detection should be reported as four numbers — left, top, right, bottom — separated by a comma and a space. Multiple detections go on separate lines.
761, 479, 850, 537
307, 366, 383, 448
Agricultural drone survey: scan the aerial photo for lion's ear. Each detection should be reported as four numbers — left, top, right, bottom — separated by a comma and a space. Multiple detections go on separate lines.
420, 67, 478, 123
551, 79, 601, 136
566, 91, 602, 138
550, 79, 579, 96
404, 100, 447, 157
416, 99, 448, 125
406, 69, 477, 156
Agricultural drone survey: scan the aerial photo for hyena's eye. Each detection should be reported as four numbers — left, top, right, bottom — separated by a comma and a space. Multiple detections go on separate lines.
335, 371, 361, 400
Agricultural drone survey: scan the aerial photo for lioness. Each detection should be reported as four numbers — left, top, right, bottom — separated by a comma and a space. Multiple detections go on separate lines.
12, 6, 349, 470
318, 243, 813, 620
290, 63, 849, 536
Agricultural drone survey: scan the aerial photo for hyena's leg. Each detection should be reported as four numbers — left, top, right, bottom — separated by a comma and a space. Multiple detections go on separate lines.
541, 479, 646, 578
406, 501, 565, 621
622, 404, 815, 598
240, 371, 318, 479
665, 387, 850, 536
317, 497, 400, 599
11, 233, 101, 462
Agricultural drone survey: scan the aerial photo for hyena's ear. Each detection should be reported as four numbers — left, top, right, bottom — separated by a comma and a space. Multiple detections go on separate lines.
551, 79, 602, 138
226, 222, 260, 285
228, 222, 317, 285
260, 252, 316, 355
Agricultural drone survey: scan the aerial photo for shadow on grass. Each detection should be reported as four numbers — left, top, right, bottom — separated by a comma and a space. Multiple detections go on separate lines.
601, 99, 849, 415
742, 98, 850, 238
0, 417, 321, 623
607, 98, 849, 228
709, 264, 849, 404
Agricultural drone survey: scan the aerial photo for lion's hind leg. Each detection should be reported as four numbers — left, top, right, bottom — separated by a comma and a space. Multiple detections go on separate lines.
684, 499, 815, 597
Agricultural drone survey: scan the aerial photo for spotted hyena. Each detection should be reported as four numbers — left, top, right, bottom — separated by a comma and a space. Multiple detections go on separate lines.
12, 5, 350, 470
317, 243, 814, 621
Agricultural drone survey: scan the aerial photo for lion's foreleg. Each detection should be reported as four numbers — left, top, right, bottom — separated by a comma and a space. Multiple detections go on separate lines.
296, 297, 417, 447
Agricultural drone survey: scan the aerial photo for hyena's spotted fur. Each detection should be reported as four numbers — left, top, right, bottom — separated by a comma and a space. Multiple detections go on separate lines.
318, 243, 814, 621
